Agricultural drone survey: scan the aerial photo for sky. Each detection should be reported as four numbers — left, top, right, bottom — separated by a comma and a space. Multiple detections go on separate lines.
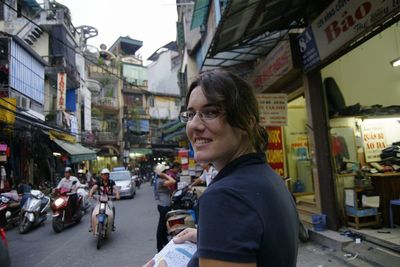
56, 0, 178, 65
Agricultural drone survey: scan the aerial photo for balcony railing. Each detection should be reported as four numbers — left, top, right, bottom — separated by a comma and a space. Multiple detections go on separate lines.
95, 131, 119, 144
92, 96, 119, 110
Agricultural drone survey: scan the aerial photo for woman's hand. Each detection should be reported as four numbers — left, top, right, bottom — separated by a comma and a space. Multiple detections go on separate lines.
173, 227, 198, 244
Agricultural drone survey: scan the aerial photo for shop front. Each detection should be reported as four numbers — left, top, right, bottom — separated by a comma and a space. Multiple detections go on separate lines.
297, 0, 400, 249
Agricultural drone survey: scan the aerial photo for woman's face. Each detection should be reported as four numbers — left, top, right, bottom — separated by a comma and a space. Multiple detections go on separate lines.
186, 86, 250, 170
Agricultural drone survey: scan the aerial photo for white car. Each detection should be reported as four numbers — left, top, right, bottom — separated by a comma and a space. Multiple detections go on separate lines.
110, 171, 136, 199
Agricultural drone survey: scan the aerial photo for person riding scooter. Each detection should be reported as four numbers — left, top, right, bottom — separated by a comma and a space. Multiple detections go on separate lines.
88, 168, 120, 231
53, 167, 80, 218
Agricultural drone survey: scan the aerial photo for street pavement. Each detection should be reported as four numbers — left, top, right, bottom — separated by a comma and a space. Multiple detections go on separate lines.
7, 182, 159, 267
6, 182, 391, 267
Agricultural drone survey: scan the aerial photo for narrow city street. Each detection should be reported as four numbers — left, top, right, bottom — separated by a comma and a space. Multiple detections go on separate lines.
7, 183, 159, 267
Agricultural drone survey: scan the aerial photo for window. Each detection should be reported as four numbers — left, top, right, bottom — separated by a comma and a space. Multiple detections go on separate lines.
149, 97, 154, 107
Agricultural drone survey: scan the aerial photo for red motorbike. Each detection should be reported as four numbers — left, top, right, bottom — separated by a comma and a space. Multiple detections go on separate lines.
51, 183, 83, 233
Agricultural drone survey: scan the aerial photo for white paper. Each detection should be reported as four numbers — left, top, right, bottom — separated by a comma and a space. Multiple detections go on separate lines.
150, 240, 197, 267
345, 189, 355, 207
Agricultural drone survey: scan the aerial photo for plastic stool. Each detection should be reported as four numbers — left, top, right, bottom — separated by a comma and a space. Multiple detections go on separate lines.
389, 199, 400, 228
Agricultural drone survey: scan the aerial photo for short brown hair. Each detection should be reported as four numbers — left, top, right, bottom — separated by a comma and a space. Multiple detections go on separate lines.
186, 69, 268, 153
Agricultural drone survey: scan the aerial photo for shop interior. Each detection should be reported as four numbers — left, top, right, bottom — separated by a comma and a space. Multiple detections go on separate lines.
320, 22, 400, 250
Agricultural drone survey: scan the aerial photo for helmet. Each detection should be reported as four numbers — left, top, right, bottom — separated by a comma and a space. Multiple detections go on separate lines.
100, 168, 110, 175
64, 167, 72, 173
155, 164, 169, 175
78, 169, 84, 174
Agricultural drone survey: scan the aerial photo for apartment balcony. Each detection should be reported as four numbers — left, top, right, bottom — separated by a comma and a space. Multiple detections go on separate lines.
92, 96, 120, 111
85, 79, 101, 94
88, 64, 119, 80
126, 134, 151, 147
95, 131, 119, 145
43, 54, 80, 89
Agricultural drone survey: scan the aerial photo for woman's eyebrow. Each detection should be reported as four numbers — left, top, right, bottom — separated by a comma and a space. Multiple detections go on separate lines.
186, 103, 219, 111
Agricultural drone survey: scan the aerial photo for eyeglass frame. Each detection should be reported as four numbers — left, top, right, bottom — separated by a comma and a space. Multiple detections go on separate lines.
179, 106, 224, 123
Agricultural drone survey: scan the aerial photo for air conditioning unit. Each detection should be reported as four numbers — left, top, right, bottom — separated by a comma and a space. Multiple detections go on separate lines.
17, 95, 30, 110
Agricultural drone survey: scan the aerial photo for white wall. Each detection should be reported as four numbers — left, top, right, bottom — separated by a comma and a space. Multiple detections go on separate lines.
149, 96, 180, 120
148, 50, 180, 95
321, 24, 400, 107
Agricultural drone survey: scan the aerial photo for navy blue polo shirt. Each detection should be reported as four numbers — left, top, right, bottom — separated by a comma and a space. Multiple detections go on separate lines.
188, 153, 298, 267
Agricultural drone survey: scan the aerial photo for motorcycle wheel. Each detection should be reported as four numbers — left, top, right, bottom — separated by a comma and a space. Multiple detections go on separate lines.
19, 216, 32, 234
52, 217, 64, 233
97, 223, 103, 249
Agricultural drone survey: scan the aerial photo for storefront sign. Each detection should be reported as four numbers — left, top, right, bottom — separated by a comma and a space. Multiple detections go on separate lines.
361, 118, 400, 162
266, 126, 285, 177
253, 40, 293, 91
57, 72, 66, 111
0, 98, 16, 125
299, 0, 400, 71
256, 94, 287, 126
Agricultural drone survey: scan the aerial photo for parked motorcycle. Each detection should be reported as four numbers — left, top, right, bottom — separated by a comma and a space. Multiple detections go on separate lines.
51, 181, 83, 233
91, 194, 115, 249
166, 186, 198, 236
19, 189, 50, 234
0, 191, 21, 229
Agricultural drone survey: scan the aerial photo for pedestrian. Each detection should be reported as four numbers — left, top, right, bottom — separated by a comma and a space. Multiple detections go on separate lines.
190, 163, 217, 187
166, 162, 180, 191
173, 69, 299, 266
154, 163, 176, 252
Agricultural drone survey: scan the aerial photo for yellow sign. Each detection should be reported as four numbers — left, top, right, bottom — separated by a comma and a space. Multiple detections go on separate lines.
0, 98, 17, 125
49, 130, 76, 143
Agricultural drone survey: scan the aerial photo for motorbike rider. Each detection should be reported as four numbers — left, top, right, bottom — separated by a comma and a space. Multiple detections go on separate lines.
88, 168, 120, 231
54, 167, 81, 218
77, 169, 87, 184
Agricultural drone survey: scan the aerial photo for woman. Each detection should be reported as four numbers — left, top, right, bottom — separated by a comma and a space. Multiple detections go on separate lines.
174, 70, 299, 266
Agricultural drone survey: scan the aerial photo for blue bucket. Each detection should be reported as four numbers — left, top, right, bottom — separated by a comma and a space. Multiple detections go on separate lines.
312, 214, 327, 231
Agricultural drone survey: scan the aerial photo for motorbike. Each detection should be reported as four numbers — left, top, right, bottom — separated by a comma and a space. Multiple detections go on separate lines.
166, 186, 198, 237
51, 181, 83, 233
91, 194, 115, 249
19, 189, 50, 234
0, 191, 21, 229
132, 175, 142, 189
77, 184, 91, 214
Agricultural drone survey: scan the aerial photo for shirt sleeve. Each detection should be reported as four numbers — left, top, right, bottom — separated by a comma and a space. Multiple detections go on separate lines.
199, 170, 206, 182
197, 188, 262, 263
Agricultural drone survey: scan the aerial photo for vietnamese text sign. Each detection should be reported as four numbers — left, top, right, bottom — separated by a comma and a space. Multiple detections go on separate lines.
257, 94, 287, 126
57, 72, 66, 111
266, 126, 285, 177
361, 118, 400, 162
299, 0, 400, 70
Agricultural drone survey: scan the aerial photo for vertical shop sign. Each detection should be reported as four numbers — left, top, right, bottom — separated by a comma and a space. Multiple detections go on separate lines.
256, 94, 287, 126
266, 126, 285, 177
57, 72, 66, 111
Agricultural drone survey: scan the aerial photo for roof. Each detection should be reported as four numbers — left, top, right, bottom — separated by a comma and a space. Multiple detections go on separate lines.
52, 138, 97, 163
201, 0, 332, 73
109, 36, 143, 56
147, 41, 178, 61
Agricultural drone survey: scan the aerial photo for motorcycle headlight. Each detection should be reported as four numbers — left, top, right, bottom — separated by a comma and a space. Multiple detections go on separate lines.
54, 198, 65, 207
1, 196, 9, 203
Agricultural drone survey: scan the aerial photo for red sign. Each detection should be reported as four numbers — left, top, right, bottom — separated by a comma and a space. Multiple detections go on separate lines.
57, 72, 66, 111
266, 126, 285, 177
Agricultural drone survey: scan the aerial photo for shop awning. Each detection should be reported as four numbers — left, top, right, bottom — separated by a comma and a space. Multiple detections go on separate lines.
201, 0, 333, 73
53, 138, 97, 163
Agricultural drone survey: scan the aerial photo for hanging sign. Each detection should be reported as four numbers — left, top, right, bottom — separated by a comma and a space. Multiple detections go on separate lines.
256, 94, 288, 126
266, 126, 285, 177
57, 72, 67, 111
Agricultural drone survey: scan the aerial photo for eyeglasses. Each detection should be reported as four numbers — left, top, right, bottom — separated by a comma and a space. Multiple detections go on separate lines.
179, 108, 223, 123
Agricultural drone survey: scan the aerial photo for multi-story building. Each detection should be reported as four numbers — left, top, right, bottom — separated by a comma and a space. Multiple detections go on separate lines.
147, 41, 184, 152
0, 0, 96, 185
108, 36, 151, 168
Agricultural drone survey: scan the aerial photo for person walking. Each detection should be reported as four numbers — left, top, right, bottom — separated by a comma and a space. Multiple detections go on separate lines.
173, 69, 299, 267
154, 163, 176, 252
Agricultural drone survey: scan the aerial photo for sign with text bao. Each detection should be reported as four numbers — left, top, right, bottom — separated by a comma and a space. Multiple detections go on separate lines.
298, 0, 400, 71
256, 94, 288, 126
57, 72, 67, 111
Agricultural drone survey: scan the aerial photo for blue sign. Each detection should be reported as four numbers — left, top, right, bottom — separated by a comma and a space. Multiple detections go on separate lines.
298, 27, 321, 72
